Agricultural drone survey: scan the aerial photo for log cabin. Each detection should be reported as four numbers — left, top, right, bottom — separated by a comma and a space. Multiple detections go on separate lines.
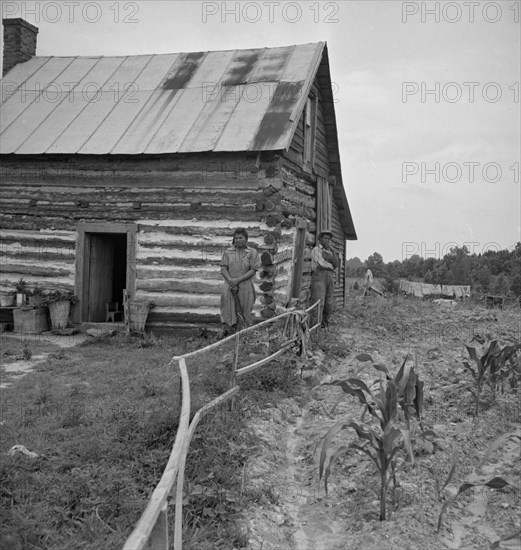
0, 18, 357, 332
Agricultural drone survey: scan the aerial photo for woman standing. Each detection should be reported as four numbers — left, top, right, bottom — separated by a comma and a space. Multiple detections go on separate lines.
220, 228, 260, 334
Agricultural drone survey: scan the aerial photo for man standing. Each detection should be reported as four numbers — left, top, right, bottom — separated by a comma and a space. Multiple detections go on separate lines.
311, 230, 339, 328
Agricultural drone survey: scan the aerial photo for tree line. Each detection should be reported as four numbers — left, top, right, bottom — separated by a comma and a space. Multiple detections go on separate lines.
346, 243, 521, 296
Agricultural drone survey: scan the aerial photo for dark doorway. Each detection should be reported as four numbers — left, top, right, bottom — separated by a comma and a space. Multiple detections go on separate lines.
83, 233, 127, 322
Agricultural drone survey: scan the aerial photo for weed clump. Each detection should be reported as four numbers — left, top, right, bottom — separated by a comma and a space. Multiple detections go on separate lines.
240, 358, 301, 397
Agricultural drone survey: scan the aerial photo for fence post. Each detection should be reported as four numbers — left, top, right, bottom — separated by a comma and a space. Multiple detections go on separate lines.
315, 299, 322, 344
228, 333, 239, 412
178, 372, 183, 411
150, 504, 168, 550
173, 357, 193, 550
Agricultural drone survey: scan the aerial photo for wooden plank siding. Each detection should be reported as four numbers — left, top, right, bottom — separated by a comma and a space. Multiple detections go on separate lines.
286, 81, 330, 179
279, 73, 347, 308
331, 199, 346, 305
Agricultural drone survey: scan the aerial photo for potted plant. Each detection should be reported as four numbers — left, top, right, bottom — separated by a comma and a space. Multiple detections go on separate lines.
45, 289, 78, 331
28, 284, 46, 307
15, 278, 28, 306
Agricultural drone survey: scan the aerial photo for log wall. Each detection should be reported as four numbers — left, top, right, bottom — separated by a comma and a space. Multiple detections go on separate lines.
0, 68, 350, 327
0, 153, 288, 328
0, 229, 76, 292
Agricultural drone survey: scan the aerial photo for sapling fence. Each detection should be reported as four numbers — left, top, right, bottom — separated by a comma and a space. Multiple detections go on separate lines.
123, 301, 321, 550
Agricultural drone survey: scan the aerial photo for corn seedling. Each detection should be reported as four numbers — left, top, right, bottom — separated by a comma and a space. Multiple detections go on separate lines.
319, 374, 414, 520
490, 529, 521, 549
437, 476, 515, 532
437, 433, 520, 532
425, 440, 457, 503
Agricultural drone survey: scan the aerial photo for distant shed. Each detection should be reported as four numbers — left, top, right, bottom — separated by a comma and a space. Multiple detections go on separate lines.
0, 18, 357, 331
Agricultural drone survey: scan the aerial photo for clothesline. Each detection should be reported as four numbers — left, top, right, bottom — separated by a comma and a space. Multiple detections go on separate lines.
399, 279, 470, 298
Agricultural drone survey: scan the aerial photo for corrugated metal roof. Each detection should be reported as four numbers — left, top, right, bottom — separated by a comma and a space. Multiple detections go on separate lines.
0, 43, 324, 155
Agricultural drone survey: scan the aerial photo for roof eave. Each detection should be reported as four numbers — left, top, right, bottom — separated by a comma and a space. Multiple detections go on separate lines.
283, 42, 357, 240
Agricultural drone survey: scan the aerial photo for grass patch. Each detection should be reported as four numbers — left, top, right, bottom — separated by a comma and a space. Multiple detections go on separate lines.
0, 323, 312, 549
0, 333, 204, 549
182, 408, 256, 549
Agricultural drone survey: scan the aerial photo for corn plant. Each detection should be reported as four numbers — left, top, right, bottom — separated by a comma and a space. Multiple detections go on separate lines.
463, 341, 497, 417
506, 352, 521, 391
319, 375, 414, 520
463, 341, 521, 416
355, 353, 425, 430
486, 343, 521, 396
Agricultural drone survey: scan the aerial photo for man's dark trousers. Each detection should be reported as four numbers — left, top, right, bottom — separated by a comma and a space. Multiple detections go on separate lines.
311, 269, 335, 326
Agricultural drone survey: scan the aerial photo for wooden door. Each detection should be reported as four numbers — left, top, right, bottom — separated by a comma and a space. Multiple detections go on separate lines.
87, 234, 114, 321
76, 224, 136, 324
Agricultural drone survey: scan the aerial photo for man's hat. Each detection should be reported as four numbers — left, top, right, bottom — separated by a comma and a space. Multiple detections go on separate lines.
318, 230, 333, 239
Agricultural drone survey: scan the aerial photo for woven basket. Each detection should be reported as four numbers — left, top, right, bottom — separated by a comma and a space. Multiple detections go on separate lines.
49, 300, 71, 330
128, 302, 151, 332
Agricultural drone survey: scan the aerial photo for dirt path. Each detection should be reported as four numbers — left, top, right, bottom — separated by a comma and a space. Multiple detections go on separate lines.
0, 354, 49, 390
0, 332, 88, 389
244, 301, 521, 549
280, 388, 350, 550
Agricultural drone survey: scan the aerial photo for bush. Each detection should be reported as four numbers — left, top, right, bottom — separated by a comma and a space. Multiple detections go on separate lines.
241, 358, 301, 396
382, 277, 400, 295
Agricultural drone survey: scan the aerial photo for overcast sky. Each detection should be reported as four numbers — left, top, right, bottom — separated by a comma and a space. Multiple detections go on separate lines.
1, 0, 519, 262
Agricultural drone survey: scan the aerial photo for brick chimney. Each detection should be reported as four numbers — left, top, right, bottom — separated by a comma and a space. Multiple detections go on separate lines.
2, 18, 39, 76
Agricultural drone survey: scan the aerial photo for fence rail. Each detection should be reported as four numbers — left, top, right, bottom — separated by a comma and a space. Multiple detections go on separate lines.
123, 301, 321, 550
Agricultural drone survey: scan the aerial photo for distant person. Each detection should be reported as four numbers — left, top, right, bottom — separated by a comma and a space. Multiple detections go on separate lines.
363, 268, 373, 296
311, 230, 339, 328
220, 228, 260, 335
